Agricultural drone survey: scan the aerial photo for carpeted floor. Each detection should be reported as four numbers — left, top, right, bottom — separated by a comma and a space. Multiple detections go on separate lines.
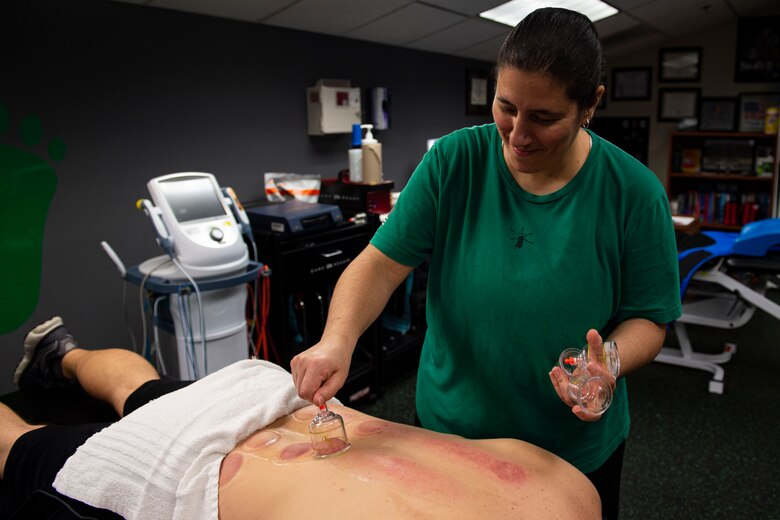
358, 288, 780, 520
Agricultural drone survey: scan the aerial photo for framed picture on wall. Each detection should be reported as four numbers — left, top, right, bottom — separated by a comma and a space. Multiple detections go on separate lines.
699, 97, 737, 131
735, 16, 780, 82
588, 117, 649, 164
658, 88, 700, 122
611, 67, 651, 101
738, 92, 780, 132
659, 47, 701, 82
466, 68, 492, 116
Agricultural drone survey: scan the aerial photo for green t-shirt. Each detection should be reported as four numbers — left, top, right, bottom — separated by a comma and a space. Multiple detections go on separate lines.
371, 124, 681, 473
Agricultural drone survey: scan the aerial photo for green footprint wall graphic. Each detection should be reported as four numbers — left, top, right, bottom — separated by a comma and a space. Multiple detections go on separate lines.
0, 100, 65, 334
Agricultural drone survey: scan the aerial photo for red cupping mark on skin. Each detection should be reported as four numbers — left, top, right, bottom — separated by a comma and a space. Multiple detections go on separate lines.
313, 437, 350, 456
356, 420, 390, 435
219, 452, 244, 487
365, 453, 459, 496
490, 459, 527, 483
327, 440, 463, 498
425, 438, 527, 484
280, 442, 312, 460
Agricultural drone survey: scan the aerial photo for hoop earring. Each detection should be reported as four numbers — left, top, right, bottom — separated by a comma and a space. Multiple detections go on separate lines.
582, 118, 591, 128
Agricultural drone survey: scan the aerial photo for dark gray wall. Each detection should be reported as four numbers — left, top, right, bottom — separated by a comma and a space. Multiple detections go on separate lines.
0, 0, 496, 394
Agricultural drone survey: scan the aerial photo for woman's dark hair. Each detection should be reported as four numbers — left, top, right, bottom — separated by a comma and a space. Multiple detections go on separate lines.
496, 7, 604, 109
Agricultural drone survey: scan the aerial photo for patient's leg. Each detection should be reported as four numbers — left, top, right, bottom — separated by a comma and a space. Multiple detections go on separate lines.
14, 316, 160, 417
0, 402, 43, 479
60, 348, 160, 417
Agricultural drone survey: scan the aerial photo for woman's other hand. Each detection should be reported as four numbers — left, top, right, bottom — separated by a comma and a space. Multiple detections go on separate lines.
549, 329, 616, 422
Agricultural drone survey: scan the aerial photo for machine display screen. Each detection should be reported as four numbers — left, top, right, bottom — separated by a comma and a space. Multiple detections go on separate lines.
159, 176, 227, 223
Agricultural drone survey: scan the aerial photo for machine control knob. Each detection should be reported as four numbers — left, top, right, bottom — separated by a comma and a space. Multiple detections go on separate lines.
209, 227, 224, 242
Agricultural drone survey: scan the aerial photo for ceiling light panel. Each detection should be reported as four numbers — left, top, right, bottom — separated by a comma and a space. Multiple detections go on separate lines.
481, 0, 619, 26
421, 0, 510, 16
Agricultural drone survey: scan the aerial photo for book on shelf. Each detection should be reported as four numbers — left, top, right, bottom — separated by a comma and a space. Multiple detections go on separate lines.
672, 190, 769, 226
741, 203, 760, 225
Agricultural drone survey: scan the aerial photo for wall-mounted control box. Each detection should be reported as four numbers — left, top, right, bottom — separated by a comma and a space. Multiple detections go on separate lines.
307, 79, 361, 135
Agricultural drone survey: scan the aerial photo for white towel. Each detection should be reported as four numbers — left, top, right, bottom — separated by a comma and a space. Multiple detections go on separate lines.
53, 359, 309, 520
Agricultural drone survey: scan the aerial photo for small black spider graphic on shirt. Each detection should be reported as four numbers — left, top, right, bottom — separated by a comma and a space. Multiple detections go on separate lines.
510, 227, 534, 249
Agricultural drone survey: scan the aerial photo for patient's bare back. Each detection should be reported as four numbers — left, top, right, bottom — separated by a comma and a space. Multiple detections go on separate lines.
218, 404, 600, 519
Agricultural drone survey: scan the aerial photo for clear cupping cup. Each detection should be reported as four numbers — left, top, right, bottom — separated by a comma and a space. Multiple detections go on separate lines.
309, 403, 351, 458
558, 340, 620, 415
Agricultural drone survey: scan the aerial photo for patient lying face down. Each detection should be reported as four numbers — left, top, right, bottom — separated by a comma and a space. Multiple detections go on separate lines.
4, 317, 600, 520
219, 403, 600, 519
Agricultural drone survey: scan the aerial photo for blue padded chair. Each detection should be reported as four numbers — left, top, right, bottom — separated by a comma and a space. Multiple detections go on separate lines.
656, 218, 780, 393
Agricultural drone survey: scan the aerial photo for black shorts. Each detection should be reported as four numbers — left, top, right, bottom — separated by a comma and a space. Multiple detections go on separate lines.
1, 378, 193, 519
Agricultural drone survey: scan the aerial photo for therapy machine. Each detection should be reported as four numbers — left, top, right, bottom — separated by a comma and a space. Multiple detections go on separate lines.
140, 173, 250, 276
128, 172, 261, 380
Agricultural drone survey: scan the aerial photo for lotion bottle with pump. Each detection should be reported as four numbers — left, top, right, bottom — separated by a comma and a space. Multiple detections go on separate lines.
348, 124, 363, 182
360, 124, 382, 184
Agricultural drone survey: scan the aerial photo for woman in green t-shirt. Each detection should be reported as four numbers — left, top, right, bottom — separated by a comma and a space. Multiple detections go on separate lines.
291, 8, 681, 519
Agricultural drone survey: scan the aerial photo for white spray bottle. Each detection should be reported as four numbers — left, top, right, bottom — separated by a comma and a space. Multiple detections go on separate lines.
361, 124, 382, 184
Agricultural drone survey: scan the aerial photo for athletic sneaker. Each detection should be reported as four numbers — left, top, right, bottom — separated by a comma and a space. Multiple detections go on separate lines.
13, 316, 78, 389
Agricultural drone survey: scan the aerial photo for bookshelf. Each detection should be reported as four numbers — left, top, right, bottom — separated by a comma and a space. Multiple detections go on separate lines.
666, 131, 779, 230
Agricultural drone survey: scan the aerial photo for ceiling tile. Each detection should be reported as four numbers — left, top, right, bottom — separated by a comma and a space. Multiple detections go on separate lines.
632, 0, 732, 36
606, 0, 657, 10
594, 13, 640, 39
408, 18, 508, 54
100, 0, 780, 63
453, 33, 506, 62
630, 0, 720, 23
728, 0, 780, 16
261, 0, 413, 36
346, 4, 466, 46
600, 23, 662, 55
148, 0, 297, 22
603, 33, 666, 59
